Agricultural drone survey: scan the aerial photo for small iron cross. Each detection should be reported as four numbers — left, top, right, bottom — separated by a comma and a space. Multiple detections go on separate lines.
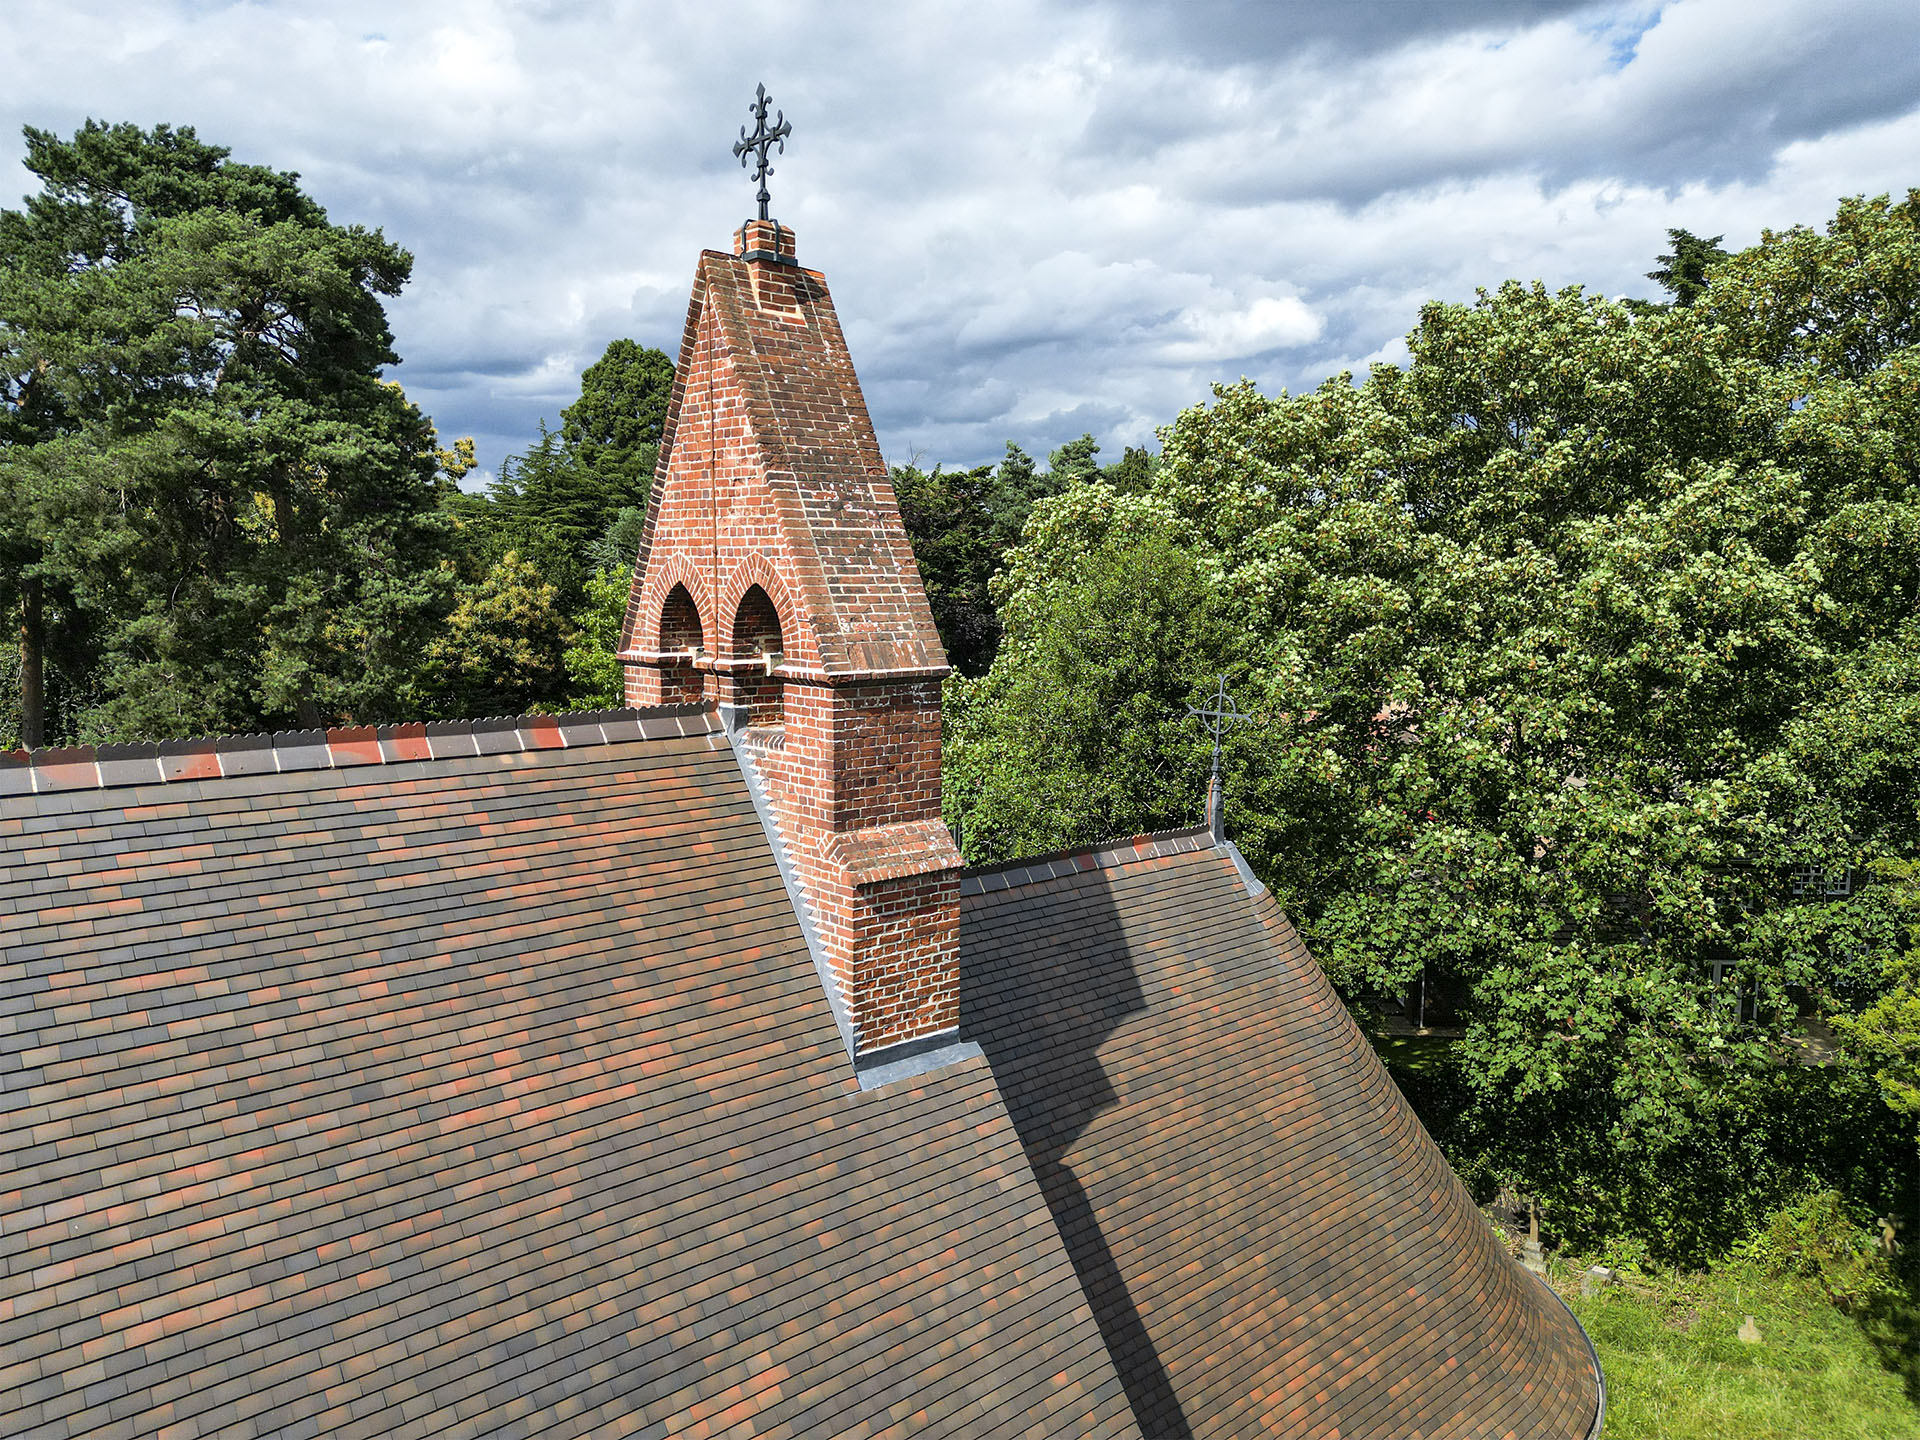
1188, 674, 1252, 785
733, 83, 793, 221
1190, 675, 1251, 838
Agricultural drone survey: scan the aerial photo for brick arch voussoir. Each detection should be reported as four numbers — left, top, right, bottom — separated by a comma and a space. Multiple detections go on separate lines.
636, 556, 715, 653
718, 555, 798, 658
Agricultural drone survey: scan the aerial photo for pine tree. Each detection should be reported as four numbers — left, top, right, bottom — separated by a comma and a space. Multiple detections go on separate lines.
1, 121, 458, 741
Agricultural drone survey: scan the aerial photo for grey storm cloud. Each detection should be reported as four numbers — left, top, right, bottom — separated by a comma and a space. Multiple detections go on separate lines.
3, 0, 1918, 477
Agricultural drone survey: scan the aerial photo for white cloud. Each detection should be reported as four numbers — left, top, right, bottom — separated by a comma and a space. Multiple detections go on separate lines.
0, 0, 1916, 471
1158, 296, 1323, 363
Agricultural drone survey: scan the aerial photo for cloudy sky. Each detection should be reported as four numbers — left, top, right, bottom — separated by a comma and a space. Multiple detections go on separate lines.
3, 0, 1917, 479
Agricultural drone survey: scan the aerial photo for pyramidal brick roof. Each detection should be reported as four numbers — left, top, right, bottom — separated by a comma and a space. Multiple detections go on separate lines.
623, 239, 948, 679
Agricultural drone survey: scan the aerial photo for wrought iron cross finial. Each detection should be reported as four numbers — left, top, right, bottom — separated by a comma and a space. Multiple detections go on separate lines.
733, 83, 792, 222
1188, 675, 1252, 839
1189, 675, 1252, 780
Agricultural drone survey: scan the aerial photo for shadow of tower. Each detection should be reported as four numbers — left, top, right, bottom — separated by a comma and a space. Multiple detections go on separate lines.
961, 857, 1197, 1440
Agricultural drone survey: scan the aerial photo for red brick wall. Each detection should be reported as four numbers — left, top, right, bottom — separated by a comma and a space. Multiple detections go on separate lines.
623, 225, 960, 1056
734, 681, 956, 1052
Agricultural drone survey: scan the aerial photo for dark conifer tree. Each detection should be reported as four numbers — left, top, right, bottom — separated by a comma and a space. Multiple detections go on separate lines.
0, 120, 456, 742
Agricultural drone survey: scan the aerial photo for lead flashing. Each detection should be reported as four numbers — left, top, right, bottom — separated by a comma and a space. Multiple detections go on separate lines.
719, 703, 858, 1065
1221, 839, 1270, 901
857, 1037, 981, 1091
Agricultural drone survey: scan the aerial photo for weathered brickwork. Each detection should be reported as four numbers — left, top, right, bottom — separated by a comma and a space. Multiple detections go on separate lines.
622, 222, 961, 1056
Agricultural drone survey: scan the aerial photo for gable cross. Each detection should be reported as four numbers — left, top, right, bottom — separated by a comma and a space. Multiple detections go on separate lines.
1188, 674, 1251, 840
733, 83, 793, 221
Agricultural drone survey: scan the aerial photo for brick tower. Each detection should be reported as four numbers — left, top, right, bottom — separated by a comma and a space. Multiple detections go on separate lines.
619, 218, 961, 1060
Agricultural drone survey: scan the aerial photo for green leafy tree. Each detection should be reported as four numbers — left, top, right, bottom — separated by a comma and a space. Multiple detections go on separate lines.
1, 120, 458, 742
895, 437, 1151, 676
457, 340, 672, 612
988, 442, 1043, 555
1838, 862, 1920, 1119
951, 192, 1920, 1248
893, 460, 1000, 676
1697, 191, 1920, 376
563, 566, 629, 710
584, 505, 648, 579
1646, 226, 1731, 307
420, 551, 572, 718
561, 338, 672, 502
945, 487, 1228, 853
558, 503, 649, 712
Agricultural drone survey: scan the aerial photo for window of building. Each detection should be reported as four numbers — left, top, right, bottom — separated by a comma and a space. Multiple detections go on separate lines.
658, 584, 705, 704
1790, 866, 1853, 898
732, 585, 785, 727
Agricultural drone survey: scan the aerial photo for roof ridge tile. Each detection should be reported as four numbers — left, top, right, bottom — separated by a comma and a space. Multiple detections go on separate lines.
2, 703, 719, 797
959, 826, 1213, 896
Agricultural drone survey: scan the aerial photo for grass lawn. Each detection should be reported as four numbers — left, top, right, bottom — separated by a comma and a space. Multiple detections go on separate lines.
1367, 1030, 1457, 1076
1561, 1260, 1920, 1439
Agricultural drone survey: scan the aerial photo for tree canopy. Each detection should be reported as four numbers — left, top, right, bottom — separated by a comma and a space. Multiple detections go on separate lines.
429, 338, 675, 719
1646, 226, 1731, 307
947, 192, 1920, 1251
450, 339, 672, 606
0, 120, 457, 741
562, 337, 672, 496
893, 436, 1156, 676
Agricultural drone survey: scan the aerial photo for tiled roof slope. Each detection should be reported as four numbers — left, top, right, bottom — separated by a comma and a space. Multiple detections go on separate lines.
962, 844, 1601, 1440
1, 711, 1140, 1440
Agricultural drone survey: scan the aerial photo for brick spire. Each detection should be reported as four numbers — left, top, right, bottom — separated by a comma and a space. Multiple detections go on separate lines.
620, 224, 961, 1059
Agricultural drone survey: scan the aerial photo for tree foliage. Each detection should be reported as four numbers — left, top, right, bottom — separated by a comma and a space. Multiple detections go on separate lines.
428, 339, 672, 717
419, 551, 573, 719
563, 565, 630, 711
454, 340, 671, 607
895, 436, 1156, 675
561, 338, 671, 499
1646, 226, 1731, 308
0, 120, 458, 741
1836, 861, 1920, 1121
949, 192, 1920, 1237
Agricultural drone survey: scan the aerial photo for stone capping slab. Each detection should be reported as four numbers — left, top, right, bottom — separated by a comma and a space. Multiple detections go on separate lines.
0, 703, 719, 796
617, 648, 950, 687
958, 825, 1215, 897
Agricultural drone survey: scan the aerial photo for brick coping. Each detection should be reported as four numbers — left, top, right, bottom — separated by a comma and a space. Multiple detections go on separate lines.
0, 705, 719, 797
959, 826, 1215, 897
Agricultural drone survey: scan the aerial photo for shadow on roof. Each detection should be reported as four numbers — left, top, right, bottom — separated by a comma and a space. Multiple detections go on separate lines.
961, 861, 1195, 1439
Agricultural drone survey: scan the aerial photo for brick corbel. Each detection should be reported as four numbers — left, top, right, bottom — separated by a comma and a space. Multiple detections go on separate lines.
818, 819, 963, 889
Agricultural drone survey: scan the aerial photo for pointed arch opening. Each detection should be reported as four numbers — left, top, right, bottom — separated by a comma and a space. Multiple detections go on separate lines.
657, 584, 706, 704
732, 584, 786, 727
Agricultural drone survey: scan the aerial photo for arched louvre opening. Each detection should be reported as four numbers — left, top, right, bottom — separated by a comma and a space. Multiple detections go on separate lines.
658, 585, 706, 704
732, 585, 785, 726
